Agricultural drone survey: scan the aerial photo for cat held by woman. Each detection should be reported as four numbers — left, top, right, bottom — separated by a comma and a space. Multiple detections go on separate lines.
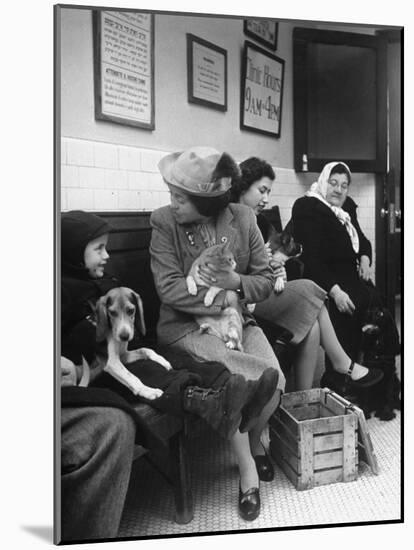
186, 243, 244, 351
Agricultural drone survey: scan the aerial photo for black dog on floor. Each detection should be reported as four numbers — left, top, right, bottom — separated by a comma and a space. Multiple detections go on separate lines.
353, 306, 401, 420
321, 306, 401, 421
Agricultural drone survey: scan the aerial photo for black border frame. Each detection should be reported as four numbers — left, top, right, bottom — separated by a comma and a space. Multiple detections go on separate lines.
54, 5, 403, 545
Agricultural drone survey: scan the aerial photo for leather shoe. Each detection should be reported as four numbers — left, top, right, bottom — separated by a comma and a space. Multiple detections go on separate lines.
254, 451, 274, 482
347, 361, 384, 389
238, 486, 260, 521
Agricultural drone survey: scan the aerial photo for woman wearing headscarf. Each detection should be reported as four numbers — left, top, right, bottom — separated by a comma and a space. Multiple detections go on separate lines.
291, 162, 379, 370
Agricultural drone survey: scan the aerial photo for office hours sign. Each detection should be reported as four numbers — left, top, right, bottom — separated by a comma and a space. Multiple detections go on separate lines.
240, 41, 285, 137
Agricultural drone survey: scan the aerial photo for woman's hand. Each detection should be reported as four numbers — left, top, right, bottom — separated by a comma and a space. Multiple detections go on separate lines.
197, 264, 241, 291
329, 285, 355, 315
358, 255, 371, 281
61, 356, 79, 387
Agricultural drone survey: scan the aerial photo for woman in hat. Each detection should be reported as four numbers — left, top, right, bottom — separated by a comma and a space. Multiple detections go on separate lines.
150, 146, 285, 521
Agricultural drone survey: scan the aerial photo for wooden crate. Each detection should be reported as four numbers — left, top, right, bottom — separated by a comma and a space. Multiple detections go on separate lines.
269, 388, 360, 490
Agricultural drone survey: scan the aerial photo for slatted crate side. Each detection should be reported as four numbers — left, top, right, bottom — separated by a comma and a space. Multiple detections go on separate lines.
313, 449, 344, 469
270, 429, 300, 472
324, 391, 350, 416
270, 428, 301, 488
271, 390, 362, 490
269, 404, 300, 438
304, 414, 346, 435
269, 414, 298, 454
313, 431, 344, 452
341, 414, 359, 481
281, 388, 323, 408
287, 402, 340, 422
298, 415, 358, 489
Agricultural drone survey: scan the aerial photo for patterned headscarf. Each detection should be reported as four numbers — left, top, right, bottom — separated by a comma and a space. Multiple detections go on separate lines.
306, 162, 359, 253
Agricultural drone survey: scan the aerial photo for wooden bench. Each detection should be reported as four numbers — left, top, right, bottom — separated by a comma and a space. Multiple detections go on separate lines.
96, 206, 292, 524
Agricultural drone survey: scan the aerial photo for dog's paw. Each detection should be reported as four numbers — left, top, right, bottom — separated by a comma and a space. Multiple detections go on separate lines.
225, 341, 236, 350
140, 386, 164, 400
274, 277, 285, 293
148, 350, 172, 370
158, 357, 173, 370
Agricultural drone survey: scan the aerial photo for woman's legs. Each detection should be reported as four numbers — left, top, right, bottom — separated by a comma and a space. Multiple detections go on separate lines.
290, 303, 370, 392
292, 321, 321, 391
232, 430, 259, 492
249, 388, 281, 456
318, 304, 369, 380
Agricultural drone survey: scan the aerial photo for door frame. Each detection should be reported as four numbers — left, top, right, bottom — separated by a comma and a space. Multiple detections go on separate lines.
375, 29, 403, 315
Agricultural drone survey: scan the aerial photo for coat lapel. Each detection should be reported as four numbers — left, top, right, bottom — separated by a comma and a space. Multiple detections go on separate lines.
176, 224, 204, 262
215, 207, 237, 249
176, 206, 237, 268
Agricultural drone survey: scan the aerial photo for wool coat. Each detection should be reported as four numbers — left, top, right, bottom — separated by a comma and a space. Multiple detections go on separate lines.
150, 203, 274, 346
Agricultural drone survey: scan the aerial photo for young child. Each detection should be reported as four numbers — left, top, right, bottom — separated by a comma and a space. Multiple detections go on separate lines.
61, 210, 276, 438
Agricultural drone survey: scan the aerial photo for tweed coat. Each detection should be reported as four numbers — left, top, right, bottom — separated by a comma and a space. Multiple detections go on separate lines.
150, 203, 274, 345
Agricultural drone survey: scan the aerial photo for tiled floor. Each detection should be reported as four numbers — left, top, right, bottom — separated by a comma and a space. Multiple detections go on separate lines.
119, 410, 401, 538
118, 299, 402, 539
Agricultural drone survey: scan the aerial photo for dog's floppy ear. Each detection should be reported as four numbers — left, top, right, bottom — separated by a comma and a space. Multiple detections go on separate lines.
95, 295, 109, 342
130, 291, 146, 336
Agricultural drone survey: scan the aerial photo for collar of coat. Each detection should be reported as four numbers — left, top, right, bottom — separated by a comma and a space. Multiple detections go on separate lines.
179, 205, 239, 260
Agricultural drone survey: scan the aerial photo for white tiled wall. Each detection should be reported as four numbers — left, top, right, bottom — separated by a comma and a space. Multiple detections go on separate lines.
60, 137, 376, 266
60, 138, 171, 213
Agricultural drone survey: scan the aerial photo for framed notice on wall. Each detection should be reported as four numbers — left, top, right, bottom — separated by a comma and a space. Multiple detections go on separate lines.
240, 41, 285, 138
93, 10, 155, 129
244, 19, 278, 51
187, 34, 227, 111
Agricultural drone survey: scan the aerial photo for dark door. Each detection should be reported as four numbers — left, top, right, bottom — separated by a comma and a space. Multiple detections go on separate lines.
293, 26, 402, 316
375, 30, 402, 315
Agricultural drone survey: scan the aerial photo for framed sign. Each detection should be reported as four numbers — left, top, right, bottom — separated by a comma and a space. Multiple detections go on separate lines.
93, 10, 155, 129
240, 41, 285, 137
187, 34, 227, 111
244, 19, 278, 51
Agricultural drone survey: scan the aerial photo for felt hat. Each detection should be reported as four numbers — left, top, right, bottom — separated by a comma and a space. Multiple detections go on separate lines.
158, 146, 236, 197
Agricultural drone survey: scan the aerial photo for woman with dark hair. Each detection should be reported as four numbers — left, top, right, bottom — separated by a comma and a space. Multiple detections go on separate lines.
150, 146, 285, 521
291, 162, 396, 376
231, 156, 382, 392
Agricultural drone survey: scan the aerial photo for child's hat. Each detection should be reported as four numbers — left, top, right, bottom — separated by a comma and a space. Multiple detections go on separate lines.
158, 146, 238, 197
61, 210, 112, 268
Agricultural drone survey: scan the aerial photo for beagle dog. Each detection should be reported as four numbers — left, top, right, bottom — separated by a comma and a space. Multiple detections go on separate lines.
267, 229, 302, 292
91, 287, 172, 400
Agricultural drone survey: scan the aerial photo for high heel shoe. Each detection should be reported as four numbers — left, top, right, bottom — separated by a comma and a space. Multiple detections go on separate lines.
238, 485, 260, 521
254, 447, 274, 482
347, 361, 384, 389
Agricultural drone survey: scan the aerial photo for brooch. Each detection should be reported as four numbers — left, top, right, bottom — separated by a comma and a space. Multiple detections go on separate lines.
185, 231, 196, 246
221, 236, 228, 243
